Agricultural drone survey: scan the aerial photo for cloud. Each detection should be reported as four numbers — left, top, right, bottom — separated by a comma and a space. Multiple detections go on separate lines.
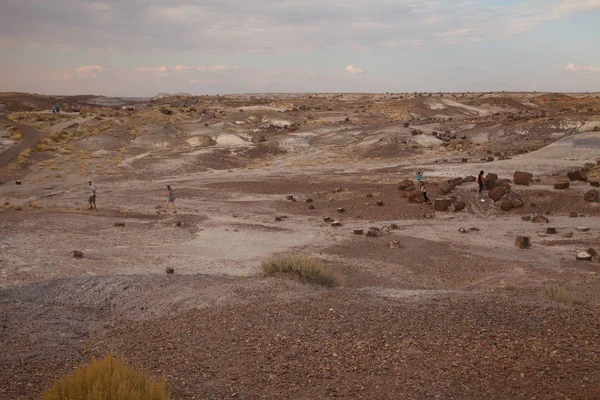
1, 0, 598, 53
74, 65, 104, 78
345, 65, 364, 74
560, 62, 600, 73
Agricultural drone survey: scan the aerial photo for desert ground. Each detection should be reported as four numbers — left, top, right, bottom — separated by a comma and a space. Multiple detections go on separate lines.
1, 91, 600, 399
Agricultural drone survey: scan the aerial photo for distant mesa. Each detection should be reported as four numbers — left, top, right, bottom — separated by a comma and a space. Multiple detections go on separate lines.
152, 92, 192, 102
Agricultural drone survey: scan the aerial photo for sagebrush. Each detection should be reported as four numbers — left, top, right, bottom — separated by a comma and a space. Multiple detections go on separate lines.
262, 254, 337, 287
44, 354, 170, 400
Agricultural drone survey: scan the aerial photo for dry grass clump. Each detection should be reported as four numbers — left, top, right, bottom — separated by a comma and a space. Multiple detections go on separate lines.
262, 254, 337, 287
11, 129, 24, 141
544, 284, 576, 305
44, 354, 170, 400
30, 201, 40, 209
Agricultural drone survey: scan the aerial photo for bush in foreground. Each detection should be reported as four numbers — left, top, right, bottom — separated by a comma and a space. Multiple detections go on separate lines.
262, 254, 337, 287
544, 285, 576, 305
44, 354, 170, 400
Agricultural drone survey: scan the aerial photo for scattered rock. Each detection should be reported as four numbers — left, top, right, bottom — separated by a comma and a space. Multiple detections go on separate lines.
513, 171, 533, 186
521, 216, 532, 221
73, 250, 84, 258
165, 267, 175, 274
567, 170, 587, 182
388, 240, 400, 249
458, 228, 467, 234
337, 207, 346, 213
489, 186, 509, 202
114, 222, 125, 227
159, 107, 173, 116
353, 229, 364, 235
425, 213, 433, 219
438, 183, 455, 195
569, 212, 578, 218
390, 224, 400, 230
333, 188, 343, 193
434, 198, 454, 212
286, 195, 295, 201
366, 227, 381, 237
575, 227, 590, 232
563, 232, 574, 238
484, 173, 499, 190
461, 158, 468, 163
515, 236, 531, 249
590, 181, 600, 187
584, 189, 599, 202
331, 221, 342, 227
486, 157, 494, 162
463, 176, 476, 183
176, 221, 185, 227
366, 193, 373, 198
275, 216, 283, 222
587, 248, 598, 257
15, 180, 21, 185
376, 200, 384, 207
305, 198, 314, 203
397, 180, 414, 191
323, 217, 333, 222
500, 199, 514, 212
546, 227, 557, 235
307, 205, 316, 210
408, 191, 425, 203
451, 201, 466, 212
469, 227, 480, 232
554, 181, 570, 190
576, 252, 592, 261
532, 215, 549, 224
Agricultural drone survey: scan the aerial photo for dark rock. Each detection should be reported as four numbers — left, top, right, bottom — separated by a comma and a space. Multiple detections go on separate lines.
331, 221, 342, 227
515, 236, 530, 249
554, 181, 570, 190
546, 227, 557, 234
286, 195, 295, 201
408, 191, 425, 203
353, 229, 364, 235
489, 186, 509, 202
590, 181, 600, 187
333, 188, 343, 193
15, 180, 21, 185
114, 222, 125, 227
376, 200, 384, 207
438, 183, 455, 195
73, 250, 84, 258
500, 199, 514, 211
567, 170, 587, 182
469, 227, 480, 232
484, 173, 498, 190
305, 198, 314, 203
307, 205, 316, 210
390, 224, 400, 230
569, 212, 578, 218
165, 267, 175, 274
587, 248, 598, 257
461, 158, 468, 163
159, 107, 173, 116
366, 193, 373, 198
366, 227, 381, 237
521, 216, 531, 221
458, 228, 467, 234
337, 207, 346, 213
463, 176, 476, 183
397, 179, 414, 191
323, 217, 332, 222
584, 189, 599, 202
275, 216, 283, 222
451, 201, 466, 212
513, 171, 533, 185
486, 157, 494, 162
434, 197, 453, 212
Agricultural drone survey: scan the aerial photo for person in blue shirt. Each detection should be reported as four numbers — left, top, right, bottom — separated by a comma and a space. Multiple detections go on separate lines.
416, 169, 423, 183
165, 185, 177, 213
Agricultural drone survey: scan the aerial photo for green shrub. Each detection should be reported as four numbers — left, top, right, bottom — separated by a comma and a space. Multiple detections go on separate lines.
44, 354, 170, 400
262, 254, 337, 287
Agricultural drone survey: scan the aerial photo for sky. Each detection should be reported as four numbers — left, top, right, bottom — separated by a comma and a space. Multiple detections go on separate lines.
0, 0, 599, 96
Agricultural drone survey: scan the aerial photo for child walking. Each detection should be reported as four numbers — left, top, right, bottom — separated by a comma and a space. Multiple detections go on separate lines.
165, 185, 176, 213
420, 181, 431, 204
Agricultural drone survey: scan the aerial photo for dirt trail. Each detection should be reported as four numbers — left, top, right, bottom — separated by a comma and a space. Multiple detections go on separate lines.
0, 114, 41, 170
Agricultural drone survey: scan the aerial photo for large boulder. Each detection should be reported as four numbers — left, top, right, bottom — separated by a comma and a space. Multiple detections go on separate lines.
513, 171, 533, 186
532, 215, 550, 224
463, 176, 476, 183
484, 173, 499, 190
489, 185, 509, 202
515, 236, 531, 249
434, 197, 454, 212
500, 199, 514, 211
438, 183, 455, 195
584, 189, 599, 202
451, 200, 466, 212
567, 170, 587, 182
408, 191, 425, 203
398, 179, 415, 191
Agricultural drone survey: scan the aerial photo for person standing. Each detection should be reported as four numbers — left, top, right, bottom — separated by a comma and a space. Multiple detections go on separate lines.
165, 185, 176, 213
477, 171, 485, 193
420, 181, 431, 205
416, 169, 423, 184
88, 181, 97, 210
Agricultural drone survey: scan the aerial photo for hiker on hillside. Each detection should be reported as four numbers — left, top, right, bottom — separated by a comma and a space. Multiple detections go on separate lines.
416, 169, 424, 184
165, 185, 176, 213
477, 171, 485, 193
88, 181, 97, 210
420, 181, 431, 205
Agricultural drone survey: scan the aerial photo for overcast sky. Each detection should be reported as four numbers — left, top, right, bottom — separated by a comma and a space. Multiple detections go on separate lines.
0, 0, 599, 96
